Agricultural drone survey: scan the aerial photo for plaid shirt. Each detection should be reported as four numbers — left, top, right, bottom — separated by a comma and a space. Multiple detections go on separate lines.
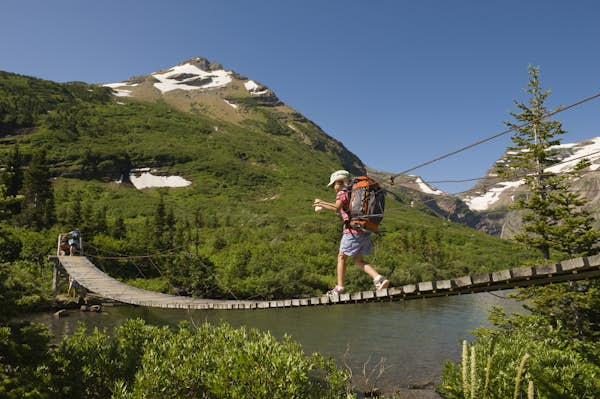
335, 190, 363, 235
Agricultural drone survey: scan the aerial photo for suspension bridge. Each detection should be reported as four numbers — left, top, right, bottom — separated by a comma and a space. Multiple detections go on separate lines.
50, 254, 600, 310
48, 90, 600, 311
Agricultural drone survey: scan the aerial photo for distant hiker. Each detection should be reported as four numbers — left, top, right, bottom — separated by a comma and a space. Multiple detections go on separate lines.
68, 276, 79, 297
59, 234, 71, 255
67, 229, 82, 256
313, 170, 389, 296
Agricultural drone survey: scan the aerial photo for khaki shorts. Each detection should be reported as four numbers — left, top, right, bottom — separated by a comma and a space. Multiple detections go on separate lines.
339, 232, 372, 256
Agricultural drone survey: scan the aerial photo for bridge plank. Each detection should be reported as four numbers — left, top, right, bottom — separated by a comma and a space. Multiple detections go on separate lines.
350, 292, 362, 301
453, 276, 472, 287
587, 254, 600, 267
511, 266, 533, 278
402, 284, 416, 294
560, 257, 587, 271
418, 281, 433, 292
535, 263, 558, 275
362, 291, 375, 300
472, 273, 491, 284
492, 270, 512, 282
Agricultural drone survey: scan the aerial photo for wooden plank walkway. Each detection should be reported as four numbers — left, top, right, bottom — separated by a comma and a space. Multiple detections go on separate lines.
54, 254, 600, 310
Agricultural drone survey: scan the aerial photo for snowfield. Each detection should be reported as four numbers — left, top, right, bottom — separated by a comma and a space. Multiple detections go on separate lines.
464, 180, 524, 211
128, 172, 192, 189
414, 176, 444, 195
463, 136, 599, 211
244, 80, 269, 96
152, 63, 232, 93
546, 136, 600, 173
102, 82, 139, 97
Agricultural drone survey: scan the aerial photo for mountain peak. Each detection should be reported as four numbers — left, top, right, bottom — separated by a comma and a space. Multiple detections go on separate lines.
177, 56, 224, 72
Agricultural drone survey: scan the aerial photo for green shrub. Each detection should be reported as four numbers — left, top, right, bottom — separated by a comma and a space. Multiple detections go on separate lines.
45, 320, 348, 399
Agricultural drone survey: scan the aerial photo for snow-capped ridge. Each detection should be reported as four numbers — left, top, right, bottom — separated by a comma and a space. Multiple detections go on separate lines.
462, 136, 600, 211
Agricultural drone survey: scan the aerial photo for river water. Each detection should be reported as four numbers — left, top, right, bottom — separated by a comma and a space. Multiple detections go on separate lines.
28, 292, 524, 396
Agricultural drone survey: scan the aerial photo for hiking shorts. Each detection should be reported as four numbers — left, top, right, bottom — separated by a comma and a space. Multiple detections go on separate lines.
339, 232, 372, 256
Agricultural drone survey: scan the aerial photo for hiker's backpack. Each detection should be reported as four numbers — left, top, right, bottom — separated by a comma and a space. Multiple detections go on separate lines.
345, 176, 385, 233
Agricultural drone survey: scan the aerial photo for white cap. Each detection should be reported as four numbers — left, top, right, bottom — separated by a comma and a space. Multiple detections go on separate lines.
327, 170, 350, 187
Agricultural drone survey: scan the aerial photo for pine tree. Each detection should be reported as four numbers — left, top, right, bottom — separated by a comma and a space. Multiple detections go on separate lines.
497, 66, 599, 259
112, 216, 127, 239
20, 149, 54, 229
2, 145, 23, 215
152, 196, 167, 250
4, 144, 23, 197
68, 190, 83, 228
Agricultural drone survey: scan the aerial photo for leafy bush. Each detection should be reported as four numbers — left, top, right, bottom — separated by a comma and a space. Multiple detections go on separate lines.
43, 320, 348, 399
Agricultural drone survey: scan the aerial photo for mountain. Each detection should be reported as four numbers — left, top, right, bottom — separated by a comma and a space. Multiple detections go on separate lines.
376, 137, 600, 236
0, 59, 538, 299
102, 56, 363, 175
459, 136, 600, 238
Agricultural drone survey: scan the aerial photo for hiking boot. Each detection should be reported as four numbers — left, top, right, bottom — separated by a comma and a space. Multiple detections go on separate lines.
326, 285, 345, 297
374, 276, 389, 290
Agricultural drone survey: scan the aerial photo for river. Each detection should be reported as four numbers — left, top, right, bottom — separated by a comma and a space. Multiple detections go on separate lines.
27, 292, 525, 397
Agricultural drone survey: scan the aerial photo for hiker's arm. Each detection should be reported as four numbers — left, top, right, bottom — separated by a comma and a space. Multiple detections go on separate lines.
313, 199, 343, 212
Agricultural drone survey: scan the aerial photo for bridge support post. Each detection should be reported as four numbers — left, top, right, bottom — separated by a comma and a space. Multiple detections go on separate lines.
49, 256, 62, 294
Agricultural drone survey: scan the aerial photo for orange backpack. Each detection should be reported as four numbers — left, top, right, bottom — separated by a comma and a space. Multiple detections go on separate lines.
345, 176, 385, 233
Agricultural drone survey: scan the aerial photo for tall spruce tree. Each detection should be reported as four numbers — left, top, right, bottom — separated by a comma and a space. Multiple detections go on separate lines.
21, 149, 55, 229
497, 66, 599, 259
4, 144, 23, 197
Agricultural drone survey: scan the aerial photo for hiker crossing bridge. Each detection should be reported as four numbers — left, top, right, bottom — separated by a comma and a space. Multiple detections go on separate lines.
51, 254, 600, 310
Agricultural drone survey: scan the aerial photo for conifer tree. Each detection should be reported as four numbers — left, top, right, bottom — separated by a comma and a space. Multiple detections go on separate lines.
4, 144, 23, 197
497, 66, 599, 259
112, 216, 127, 239
20, 149, 55, 229
68, 190, 83, 228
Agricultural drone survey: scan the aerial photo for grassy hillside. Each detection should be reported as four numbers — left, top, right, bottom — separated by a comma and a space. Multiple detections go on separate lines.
0, 70, 539, 299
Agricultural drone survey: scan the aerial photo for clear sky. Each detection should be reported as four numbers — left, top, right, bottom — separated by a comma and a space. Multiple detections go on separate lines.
2, 0, 599, 192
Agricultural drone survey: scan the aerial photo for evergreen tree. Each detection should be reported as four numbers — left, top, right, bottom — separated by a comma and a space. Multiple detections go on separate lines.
112, 216, 126, 239
93, 206, 109, 236
68, 190, 83, 228
20, 149, 54, 229
152, 196, 167, 250
2, 145, 23, 215
497, 66, 599, 259
4, 144, 23, 197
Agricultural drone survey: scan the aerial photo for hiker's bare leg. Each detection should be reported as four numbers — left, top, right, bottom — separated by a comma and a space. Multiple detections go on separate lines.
353, 254, 379, 279
337, 253, 347, 287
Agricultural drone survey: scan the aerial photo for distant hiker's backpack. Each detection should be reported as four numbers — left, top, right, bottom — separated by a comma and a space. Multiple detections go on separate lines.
345, 176, 385, 233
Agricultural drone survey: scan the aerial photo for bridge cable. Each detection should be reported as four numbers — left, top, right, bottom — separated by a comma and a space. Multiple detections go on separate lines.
390, 90, 600, 183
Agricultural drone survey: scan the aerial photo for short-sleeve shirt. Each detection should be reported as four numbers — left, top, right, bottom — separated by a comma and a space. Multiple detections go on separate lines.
335, 190, 364, 235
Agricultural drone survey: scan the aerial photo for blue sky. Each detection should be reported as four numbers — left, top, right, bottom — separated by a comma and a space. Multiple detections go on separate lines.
2, 1, 599, 192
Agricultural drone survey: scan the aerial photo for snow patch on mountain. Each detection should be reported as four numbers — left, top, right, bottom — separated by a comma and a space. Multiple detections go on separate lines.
244, 80, 269, 96
223, 99, 238, 109
464, 180, 524, 211
546, 136, 600, 173
103, 82, 139, 97
152, 63, 232, 93
128, 172, 192, 189
413, 176, 444, 195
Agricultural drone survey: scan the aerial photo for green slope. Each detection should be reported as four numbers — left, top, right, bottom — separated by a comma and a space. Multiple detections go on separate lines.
0, 70, 538, 299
